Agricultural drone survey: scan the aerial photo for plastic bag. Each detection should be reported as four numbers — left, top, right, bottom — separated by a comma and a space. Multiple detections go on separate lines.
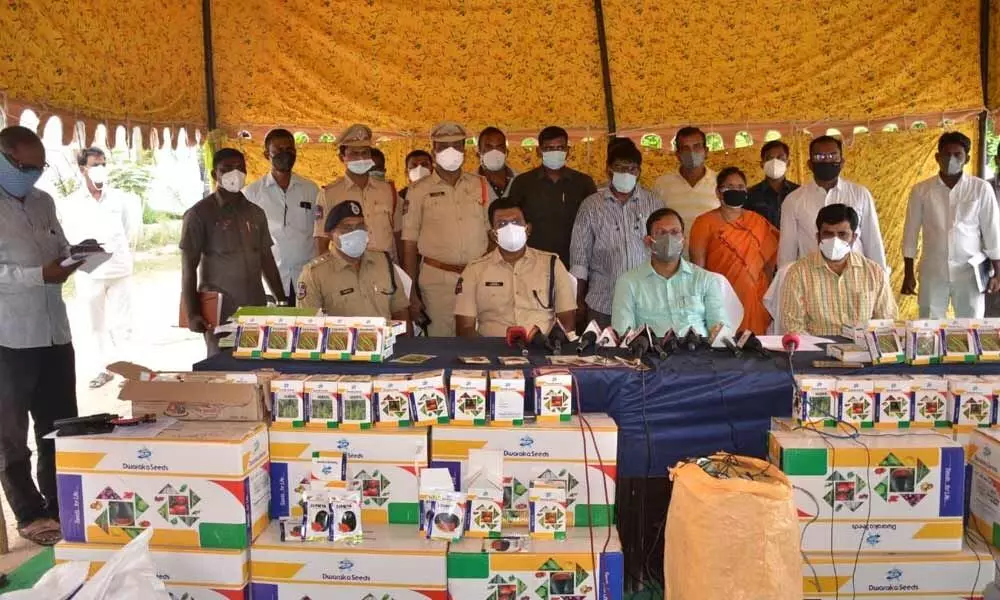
74, 528, 171, 600
0, 560, 88, 599
664, 454, 801, 600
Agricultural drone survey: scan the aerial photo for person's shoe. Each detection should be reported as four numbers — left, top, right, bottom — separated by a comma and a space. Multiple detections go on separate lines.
89, 372, 114, 389
17, 518, 62, 546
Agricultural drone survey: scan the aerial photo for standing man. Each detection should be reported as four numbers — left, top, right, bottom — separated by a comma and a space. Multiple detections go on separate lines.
901, 132, 1000, 318
243, 128, 319, 305
0, 126, 81, 546
314, 124, 400, 260
402, 122, 490, 336
180, 148, 286, 356
746, 139, 799, 229
507, 126, 597, 267
369, 147, 388, 182
778, 135, 886, 269
653, 126, 718, 241
477, 126, 517, 203
58, 147, 141, 389
570, 139, 663, 328
455, 198, 576, 337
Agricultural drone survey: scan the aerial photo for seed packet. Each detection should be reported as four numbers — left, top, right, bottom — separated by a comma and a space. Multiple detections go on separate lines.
835, 376, 875, 427
234, 315, 267, 359
976, 318, 1000, 362
941, 319, 978, 364
864, 319, 904, 365
483, 535, 530, 553
304, 375, 341, 429
303, 490, 332, 541
271, 375, 310, 427
528, 480, 567, 540
311, 451, 347, 487
910, 376, 950, 426
373, 374, 413, 427
490, 370, 526, 426
907, 320, 942, 365
279, 517, 307, 542
948, 375, 995, 427
451, 370, 488, 425
329, 489, 363, 542
424, 491, 468, 542
534, 368, 573, 422
323, 318, 355, 361
338, 375, 374, 429
263, 315, 297, 359
793, 375, 837, 426
293, 316, 327, 360
874, 377, 912, 426
411, 370, 449, 425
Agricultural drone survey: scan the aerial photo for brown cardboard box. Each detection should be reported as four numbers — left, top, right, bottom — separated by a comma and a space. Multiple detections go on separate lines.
108, 362, 273, 422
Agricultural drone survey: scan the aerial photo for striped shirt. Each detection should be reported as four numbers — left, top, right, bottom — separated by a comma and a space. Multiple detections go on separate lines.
781, 251, 897, 336
570, 185, 664, 314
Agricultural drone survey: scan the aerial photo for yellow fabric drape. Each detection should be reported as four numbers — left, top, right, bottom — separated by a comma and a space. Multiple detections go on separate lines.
991, 0, 1000, 111
227, 122, 977, 319
603, 0, 984, 129
0, 2, 205, 130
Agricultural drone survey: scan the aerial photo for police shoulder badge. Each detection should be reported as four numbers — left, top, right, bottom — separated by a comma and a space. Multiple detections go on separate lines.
455, 277, 463, 295
350, 202, 360, 215
297, 281, 307, 299
314, 204, 324, 220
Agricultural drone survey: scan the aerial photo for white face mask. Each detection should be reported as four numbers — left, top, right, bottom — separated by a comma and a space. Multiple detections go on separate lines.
763, 158, 787, 180
435, 147, 465, 172
88, 165, 109, 186
347, 158, 375, 175
495, 223, 527, 252
408, 165, 431, 183
945, 156, 965, 176
219, 170, 246, 193
819, 236, 851, 262
337, 229, 369, 258
481, 149, 507, 172
541, 150, 567, 170
611, 172, 637, 194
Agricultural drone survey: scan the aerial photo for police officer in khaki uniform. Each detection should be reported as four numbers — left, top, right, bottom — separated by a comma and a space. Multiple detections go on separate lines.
402, 122, 491, 336
455, 198, 576, 337
298, 200, 410, 321
314, 124, 401, 260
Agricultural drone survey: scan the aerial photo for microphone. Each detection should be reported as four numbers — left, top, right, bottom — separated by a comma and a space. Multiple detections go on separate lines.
661, 329, 679, 354
627, 325, 652, 359
618, 327, 637, 349
720, 335, 743, 358
781, 333, 800, 356
577, 320, 602, 355
547, 322, 571, 355
738, 330, 771, 358
683, 327, 702, 352
528, 325, 549, 350
505, 326, 529, 356
596, 326, 620, 349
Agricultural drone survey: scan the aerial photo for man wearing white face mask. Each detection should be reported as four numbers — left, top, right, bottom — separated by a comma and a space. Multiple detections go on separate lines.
58, 147, 141, 389
314, 124, 400, 261
297, 200, 410, 321
180, 148, 286, 356
902, 132, 1000, 318
402, 122, 491, 336
781, 204, 896, 336
477, 126, 518, 203
455, 199, 576, 337
746, 139, 799, 229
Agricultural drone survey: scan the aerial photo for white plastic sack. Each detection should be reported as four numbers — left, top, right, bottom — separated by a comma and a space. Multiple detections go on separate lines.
74, 528, 170, 600
0, 560, 89, 599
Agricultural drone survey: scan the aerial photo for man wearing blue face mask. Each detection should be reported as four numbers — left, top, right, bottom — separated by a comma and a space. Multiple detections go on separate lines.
0, 126, 83, 546
611, 207, 729, 337
298, 200, 410, 322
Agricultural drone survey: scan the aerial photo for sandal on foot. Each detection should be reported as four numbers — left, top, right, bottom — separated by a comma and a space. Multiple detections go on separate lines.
18, 518, 62, 546
89, 372, 114, 389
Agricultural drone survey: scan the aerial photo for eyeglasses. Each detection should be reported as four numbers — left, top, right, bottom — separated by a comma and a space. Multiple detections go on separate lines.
811, 153, 841, 163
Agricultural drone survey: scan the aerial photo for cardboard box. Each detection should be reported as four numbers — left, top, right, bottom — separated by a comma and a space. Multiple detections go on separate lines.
801, 541, 991, 598
270, 375, 309, 428
373, 373, 414, 427
835, 376, 875, 427
447, 527, 624, 600
430, 416, 617, 527
451, 370, 488, 425
768, 428, 964, 553
490, 370, 526, 426
56, 421, 270, 549
910, 376, 952, 427
842, 323, 868, 345
54, 541, 250, 599
948, 375, 996, 427
793, 375, 838, 426
249, 523, 447, 600
411, 370, 449, 425
109, 362, 269, 422
873, 376, 912, 427
269, 427, 428, 524
826, 343, 871, 363
303, 375, 340, 429
968, 428, 1000, 547
534, 368, 573, 423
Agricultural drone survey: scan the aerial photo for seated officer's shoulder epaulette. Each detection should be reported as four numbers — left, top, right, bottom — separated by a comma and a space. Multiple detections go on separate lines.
466, 253, 493, 269
305, 253, 335, 269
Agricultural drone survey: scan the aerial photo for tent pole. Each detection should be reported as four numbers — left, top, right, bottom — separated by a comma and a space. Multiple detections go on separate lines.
977, 0, 989, 177
202, 0, 218, 132
593, 0, 616, 136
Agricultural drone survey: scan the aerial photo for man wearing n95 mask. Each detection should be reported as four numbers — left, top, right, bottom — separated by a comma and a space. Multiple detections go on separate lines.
298, 200, 410, 322
454, 199, 576, 338
781, 203, 896, 336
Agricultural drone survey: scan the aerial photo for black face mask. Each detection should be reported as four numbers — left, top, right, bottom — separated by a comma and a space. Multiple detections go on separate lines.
721, 190, 748, 207
812, 162, 842, 181
271, 150, 296, 172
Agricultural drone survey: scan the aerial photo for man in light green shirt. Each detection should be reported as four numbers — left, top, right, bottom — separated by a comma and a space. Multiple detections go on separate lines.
611, 207, 729, 337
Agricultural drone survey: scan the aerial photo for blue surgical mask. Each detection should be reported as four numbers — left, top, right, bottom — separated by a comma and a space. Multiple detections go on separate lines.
337, 229, 369, 258
0, 153, 43, 199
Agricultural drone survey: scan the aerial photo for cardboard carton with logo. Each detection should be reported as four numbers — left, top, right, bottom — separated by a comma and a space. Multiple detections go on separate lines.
56, 421, 270, 550
447, 527, 624, 600
968, 428, 1000, 547
873, 376, 912, 427
430, 415, 617, 527
269, 427, 428, 524
768, 428, 964, 553
910, 375, 951, 427
109, 362, 272, 422
835, 375, 875, 427
54, 541, 250, 600
793, 375, 838, 427
249, 522, 447, 599
948, 375, 996, 427
801, 541, 990, 598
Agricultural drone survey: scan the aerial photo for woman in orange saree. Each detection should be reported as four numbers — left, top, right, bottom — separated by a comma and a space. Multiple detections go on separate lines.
689, 167, 779, 334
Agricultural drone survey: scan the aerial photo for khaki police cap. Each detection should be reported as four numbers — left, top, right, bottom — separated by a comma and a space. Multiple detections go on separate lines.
339, 124, 373, 148
430, 121, 467, 143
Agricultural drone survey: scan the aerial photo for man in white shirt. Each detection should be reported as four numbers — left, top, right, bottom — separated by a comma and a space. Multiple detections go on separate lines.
901, 132, 1000, 318
777, 135, 886, 270
59, 147, 141, 389
652, 126, 718, 244
243, 128, 320, 305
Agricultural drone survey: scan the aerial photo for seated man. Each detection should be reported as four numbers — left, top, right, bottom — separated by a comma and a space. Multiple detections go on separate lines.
781, 203, 897, 336
297, 200, 410, 322
611, 208, 729, 337
455, 198, 576, 337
